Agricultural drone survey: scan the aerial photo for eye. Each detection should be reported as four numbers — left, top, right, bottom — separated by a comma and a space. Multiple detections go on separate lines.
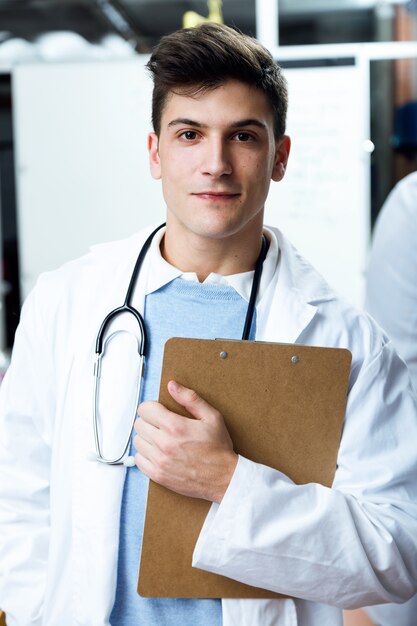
180, 130, 198, 141
233, 131, 254, 142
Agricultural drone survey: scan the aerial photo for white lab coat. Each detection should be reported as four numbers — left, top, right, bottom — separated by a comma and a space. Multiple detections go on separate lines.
364, 172, 417, 626
366, 171, 417, 389
1, 225, 417, 626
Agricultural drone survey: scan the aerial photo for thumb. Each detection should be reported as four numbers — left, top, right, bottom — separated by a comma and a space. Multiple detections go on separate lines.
167, 380, 221, 422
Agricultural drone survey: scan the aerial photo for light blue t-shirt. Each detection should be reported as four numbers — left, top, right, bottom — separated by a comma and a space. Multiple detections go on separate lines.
110, 278, 256, 625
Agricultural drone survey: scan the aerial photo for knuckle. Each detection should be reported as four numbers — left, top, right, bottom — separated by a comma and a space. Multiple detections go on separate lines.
159, 438, 175, 456
211, 409, 222, 421
186, 389, 200, 404
154, 450, 170, 473
138, 400, 157, 416
152, 466, 165, 484
169, 421, 184, 438
134, 452, 143, 470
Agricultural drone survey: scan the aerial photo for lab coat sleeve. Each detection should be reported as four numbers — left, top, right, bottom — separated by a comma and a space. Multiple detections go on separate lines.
0, 282, 55, 626
193, 339, 417, 609
365, 174, 417, 389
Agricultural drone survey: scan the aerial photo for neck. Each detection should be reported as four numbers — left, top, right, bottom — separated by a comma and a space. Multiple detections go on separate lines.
161, 221, 265, 281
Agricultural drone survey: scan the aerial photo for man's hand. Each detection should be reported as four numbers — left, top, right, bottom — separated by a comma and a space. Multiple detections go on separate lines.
133, 380, 238, 503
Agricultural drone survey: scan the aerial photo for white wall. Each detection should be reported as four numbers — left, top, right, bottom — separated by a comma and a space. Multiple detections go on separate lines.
13, 58, 164, 300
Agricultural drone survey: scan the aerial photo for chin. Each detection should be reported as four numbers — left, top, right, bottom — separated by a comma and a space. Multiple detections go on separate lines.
168, 206, 259, 241
192, 222, 244, 240
196, 213, 249, 236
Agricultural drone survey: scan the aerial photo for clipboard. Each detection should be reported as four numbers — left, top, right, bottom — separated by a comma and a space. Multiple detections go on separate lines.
138, 337, 351, 599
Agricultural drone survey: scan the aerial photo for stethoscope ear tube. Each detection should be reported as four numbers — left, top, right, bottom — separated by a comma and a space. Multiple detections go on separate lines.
95, 223, 166, 358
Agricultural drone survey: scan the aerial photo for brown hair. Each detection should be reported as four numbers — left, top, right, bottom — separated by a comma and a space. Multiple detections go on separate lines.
146, 23, 288, 138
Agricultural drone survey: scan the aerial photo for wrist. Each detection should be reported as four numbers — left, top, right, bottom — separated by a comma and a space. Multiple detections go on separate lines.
212, 451, 239, 504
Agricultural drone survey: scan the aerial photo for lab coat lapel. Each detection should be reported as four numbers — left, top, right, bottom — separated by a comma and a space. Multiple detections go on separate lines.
258, 280, 317, 345
257, 229, 324, 344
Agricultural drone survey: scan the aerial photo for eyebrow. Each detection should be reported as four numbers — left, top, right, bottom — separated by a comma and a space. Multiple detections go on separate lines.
167, 118, 267, 130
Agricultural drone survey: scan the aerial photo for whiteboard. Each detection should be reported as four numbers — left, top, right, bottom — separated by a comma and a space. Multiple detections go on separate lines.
265, 60, 370, 305
13, 57, 370, 305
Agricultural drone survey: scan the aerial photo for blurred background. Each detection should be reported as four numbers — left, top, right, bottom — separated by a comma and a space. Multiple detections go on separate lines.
0, 0, 416, 371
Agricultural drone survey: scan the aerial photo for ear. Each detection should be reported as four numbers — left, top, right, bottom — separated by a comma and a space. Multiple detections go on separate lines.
148, 132, 161, 180
271, 135, 291, 182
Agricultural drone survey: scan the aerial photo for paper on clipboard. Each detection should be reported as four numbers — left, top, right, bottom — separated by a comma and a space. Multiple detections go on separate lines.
138, 337, 351, 599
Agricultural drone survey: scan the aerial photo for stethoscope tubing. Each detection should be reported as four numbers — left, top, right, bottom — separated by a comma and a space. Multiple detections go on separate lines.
95, 223, 166, 357
92, 223, 268, 465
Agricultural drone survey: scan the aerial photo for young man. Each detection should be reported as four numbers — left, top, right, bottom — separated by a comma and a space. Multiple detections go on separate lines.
1, 23, 417, 626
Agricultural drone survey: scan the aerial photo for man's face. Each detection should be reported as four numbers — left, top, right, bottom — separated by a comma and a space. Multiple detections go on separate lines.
148, 80, 290, 243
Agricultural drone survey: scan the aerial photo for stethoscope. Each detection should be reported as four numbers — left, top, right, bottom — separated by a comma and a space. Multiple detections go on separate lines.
92, 223, 269, 466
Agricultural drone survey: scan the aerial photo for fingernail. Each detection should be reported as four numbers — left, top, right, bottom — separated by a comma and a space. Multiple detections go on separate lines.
169, 380, 180, 392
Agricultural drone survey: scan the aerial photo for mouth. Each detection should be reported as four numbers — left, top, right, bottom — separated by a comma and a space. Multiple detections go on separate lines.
192, 191, 241, 201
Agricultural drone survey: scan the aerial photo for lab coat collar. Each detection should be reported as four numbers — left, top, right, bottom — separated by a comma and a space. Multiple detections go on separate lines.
144, 225, 280, 305
89, 224, 336, 346
90, 223, 280, 305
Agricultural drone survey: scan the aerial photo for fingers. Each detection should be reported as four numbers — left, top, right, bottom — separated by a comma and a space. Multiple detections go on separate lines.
133, 416, 156, 448
167, 380, 222, 422
134, 434, 165, 484
133, 382, 236, 501
133, 401, 184, 453
136, 400, 166, 428
133, 417, 167, 472
137, 382, 222, 428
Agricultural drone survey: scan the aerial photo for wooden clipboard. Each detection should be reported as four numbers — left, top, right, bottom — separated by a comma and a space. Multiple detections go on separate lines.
138, 337, 351, 599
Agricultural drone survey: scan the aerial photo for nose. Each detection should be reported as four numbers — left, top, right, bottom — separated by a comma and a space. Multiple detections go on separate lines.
201, 137, 232, 177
